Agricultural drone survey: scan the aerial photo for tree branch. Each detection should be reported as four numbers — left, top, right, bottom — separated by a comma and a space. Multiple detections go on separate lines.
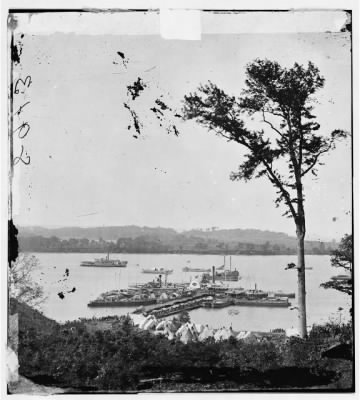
301, 147, 330, 177
261, 109, 285, 139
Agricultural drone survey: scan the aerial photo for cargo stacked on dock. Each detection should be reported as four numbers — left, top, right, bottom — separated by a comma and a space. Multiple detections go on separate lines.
87, 270, 294, 310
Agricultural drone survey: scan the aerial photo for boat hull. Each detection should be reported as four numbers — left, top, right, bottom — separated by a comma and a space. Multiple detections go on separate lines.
233, 299, 290, 307
331, 275, 351, 281
273, 292, 296, 299
142, 269, 173, 275
88, 299, 156, 307
182, 268, 211, 272
202, 300, 233, 308
80, 261, 128, 267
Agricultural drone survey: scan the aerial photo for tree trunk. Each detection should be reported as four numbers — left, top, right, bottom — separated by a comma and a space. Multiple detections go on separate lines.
296, 225, 307, 338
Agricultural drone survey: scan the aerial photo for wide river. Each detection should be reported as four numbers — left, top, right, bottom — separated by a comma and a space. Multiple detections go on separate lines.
29, 253, 351, 332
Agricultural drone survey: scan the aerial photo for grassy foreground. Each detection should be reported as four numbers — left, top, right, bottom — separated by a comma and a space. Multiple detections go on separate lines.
8, 298, 353, 392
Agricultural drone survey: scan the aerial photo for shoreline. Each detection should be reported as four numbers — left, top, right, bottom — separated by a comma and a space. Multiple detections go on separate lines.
19, 250, 332, 256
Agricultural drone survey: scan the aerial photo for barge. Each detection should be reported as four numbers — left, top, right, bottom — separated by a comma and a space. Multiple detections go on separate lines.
201, 298, 234, 308
88, 298, 157, 307
137, 294, 212, 317
233, 297, 290, 307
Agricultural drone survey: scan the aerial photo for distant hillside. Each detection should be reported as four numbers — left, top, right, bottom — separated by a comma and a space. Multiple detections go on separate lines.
17, 225, 336, 255
183, 228, 298, 246
19, 225, 178, 241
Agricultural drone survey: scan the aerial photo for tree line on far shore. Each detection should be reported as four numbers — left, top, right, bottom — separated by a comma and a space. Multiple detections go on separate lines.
17, 234, 334, 255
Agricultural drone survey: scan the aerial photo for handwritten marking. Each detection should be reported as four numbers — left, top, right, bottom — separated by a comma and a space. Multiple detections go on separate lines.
14, 122, 30, 139
14, 101, 30, 116
13, 144, 30, 165
13, 72, 33, 167
14, 76, 32, 94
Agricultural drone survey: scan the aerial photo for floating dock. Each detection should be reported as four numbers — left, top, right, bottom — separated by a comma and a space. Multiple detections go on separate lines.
136, 294, 213, 318
233, 298, 290, 307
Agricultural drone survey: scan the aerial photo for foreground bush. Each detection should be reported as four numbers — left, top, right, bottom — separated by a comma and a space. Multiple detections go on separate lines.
12, 299, 353, 391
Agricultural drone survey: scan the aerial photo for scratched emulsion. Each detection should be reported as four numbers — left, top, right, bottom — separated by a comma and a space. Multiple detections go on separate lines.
114, 47, 182, 138
8, 220, 19, 265
11, 38, 22, 65
127, 77, 147, 100
114, 50, 129, 68
123, 102, 143, 137
56, 268, 76, 300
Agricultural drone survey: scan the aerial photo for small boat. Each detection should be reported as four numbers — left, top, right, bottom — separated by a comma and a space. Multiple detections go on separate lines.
285, 263, 313, 271
81, 252, 127, 268
217, 255, 226, 270
182, 266, 211, 272
272, 291, 296, 299
202, 299, 233, 309
331, 274, 351, 281
244, 289, 268, 299
141, 267, 173, 275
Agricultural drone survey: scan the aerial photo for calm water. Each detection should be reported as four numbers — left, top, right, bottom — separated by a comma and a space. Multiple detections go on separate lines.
29, 253, 351, 331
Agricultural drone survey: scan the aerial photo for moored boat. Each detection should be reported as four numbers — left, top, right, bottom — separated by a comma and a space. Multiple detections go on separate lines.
285, 263, 313, 271
81, 252, 127, 267
331, 274, 351, 281
203, 270, 240, 282
244, 289, 268, 299
210, 256, 241, 281
202, 298, 233, 308
233, 297, 290, 307
272, 291, 296, 298
142, 267, 173, 275
88, 298, 157, 307
182, 266, 211, 272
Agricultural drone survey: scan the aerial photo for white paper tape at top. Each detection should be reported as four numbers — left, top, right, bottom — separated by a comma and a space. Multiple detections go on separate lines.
160, 9, 201, 40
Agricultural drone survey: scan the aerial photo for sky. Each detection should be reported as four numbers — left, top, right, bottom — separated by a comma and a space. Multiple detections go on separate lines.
11, 11, 352, 241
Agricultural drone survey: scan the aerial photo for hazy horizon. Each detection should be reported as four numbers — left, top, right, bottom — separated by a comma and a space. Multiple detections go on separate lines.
18, 223, 341, 242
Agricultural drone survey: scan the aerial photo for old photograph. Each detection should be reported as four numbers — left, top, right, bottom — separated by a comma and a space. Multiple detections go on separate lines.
4, 5, 355, 395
